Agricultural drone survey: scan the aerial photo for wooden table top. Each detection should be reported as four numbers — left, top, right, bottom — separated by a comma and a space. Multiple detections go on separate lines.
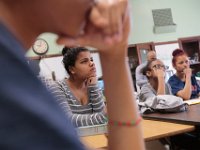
81, 119, 194, 149
143, 104, 200, 125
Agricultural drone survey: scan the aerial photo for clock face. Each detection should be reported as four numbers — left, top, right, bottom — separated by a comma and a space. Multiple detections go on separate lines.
32, 38, 49, 55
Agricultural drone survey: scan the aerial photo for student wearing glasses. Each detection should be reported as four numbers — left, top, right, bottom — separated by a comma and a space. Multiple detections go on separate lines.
139, 59, 172, 102
168, 49, 200, 100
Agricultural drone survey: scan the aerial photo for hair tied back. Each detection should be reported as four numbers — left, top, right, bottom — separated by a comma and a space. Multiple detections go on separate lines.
62, 47, 71, 56
172, 49, 184, 57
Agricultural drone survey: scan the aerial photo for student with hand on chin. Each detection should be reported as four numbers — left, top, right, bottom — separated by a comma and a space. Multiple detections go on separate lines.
168, 49, 200, 100
50, 47, 107, 127
139, 59, 172, 102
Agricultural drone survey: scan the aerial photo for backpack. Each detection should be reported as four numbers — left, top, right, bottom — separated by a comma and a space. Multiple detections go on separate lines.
138, 95, 188, 114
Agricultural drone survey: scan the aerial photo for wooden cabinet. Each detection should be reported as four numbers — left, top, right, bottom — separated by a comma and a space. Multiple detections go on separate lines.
136, 42, 155, 64
128, 44, 138, 89
178, 36, 200, 74
128, 42, 155, 89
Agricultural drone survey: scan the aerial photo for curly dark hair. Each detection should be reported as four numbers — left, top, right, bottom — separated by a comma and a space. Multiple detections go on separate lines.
62, 46, 88, 75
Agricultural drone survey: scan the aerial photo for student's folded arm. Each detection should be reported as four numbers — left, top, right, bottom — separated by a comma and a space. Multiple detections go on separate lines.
88, 84, 106, 113
168, 78, 189, 100
178, 70, 192, 100
49, 83, 107, 127
157, 73, 166, 95
176, 90, 191, 100
177, 77, 191, 100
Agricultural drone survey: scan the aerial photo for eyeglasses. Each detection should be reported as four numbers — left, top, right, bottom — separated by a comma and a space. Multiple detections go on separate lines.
152, 64, 169, 70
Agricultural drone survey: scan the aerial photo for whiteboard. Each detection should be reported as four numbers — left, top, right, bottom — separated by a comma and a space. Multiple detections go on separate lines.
39, 56, 67, 80
155, 43, 179, 72
155, 43, 179, 81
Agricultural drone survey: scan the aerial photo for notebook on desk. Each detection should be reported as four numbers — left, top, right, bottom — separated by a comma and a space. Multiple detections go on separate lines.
184, 98, 200, 105
77, 124, 108, 137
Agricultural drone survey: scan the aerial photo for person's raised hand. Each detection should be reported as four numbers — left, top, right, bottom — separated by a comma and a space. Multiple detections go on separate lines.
184, 67, 192, 78
85, 76, 98, 86
90, 0, 128, 36
154, 68, 165, 79
56, 0, 130, 54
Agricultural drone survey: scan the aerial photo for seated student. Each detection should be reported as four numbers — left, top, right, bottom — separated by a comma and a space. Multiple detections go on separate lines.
168, 49, 200, 100
139, 59, 172, 102
50, 47, 107, 127
138, 59, 173, 147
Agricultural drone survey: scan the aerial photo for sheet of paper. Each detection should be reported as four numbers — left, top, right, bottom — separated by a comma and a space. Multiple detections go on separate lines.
184, 98, 200, 105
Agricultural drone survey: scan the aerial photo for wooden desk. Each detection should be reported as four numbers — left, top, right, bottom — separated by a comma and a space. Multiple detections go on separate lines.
81, 119, 194, 149
143, 104, 200, 125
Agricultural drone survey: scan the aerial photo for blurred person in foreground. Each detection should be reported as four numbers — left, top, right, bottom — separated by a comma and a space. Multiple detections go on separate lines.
0, 0, 145, 150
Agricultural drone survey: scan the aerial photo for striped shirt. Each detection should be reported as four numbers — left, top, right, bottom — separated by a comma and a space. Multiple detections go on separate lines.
49, 79, 107, 127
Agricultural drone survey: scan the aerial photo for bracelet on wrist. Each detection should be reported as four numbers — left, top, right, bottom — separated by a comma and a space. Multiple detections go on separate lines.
106, 116, 142, 127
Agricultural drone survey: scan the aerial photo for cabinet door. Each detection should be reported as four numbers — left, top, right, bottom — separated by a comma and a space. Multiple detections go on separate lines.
178, 36, 200, 74
136, 42, 155, 64
128, 45, 138, 90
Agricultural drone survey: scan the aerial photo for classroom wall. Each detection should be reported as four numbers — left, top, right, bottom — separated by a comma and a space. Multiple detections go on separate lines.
129, 0, 200, 44
27, 33, 62, 56
26, 0, 200, 56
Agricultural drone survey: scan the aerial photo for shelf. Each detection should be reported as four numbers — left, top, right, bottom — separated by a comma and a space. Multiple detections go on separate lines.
190, 62, 200, 65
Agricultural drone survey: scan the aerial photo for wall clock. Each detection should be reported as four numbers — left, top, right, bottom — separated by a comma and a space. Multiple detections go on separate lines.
32, 38, 49, 55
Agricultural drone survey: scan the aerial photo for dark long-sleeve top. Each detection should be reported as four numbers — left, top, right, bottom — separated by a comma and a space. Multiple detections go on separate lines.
0, 22, 84, 150
49, 79, 107, 127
